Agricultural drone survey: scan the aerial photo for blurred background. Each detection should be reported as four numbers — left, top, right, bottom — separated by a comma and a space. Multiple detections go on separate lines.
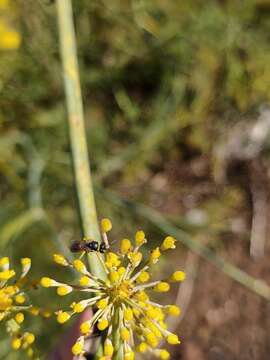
1, 0, 270, 359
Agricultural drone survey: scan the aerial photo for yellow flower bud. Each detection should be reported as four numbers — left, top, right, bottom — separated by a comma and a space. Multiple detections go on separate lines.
0, 30, 21, 50
137, 342, 148, 353
159, 349, 170, 360
15, 294, 26, 304
120, 327, 130, 341
40, 277, 54, 288
71, 302, 85, 313
120, 238, 132, 255
72, 341, 84, 356
135, 230, 146, 246
0, 257, 9, 268
124, 351, 135, 360
57, 285, 72, 296
109, 271, 120, 283
21, 257, 31, 267
15, 312, 24, 324
154, 282, 170, 292
128, 252, 142, 267
161, 236, 176, 250
149, 247, 161, 264
0, 269, 15, 280
137, 271, 150, 283
80, 321, 91, 335
123, 308, 133, 321
166, 305, 181, 317
166, 334, 180, 345
135, 291, 149, 302
24, 332, 35, 345
145, 332, 158, 347
53, 254, 68, 266
73, 259, 86, 273
118, 266, 126, 276
170, 271, 186, 282
11, 337, 21, 350
101, 218, 112, 232
104, 339, 114, 356
97, 318, 109, 331
57, 311, 70, 324
97, 298, 109, 310
79, 276, 91, 286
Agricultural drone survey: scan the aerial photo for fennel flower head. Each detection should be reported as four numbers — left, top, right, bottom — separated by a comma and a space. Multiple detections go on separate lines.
0, 0, 21, 50
0, 257, 37, 357
41, 219, 186, 360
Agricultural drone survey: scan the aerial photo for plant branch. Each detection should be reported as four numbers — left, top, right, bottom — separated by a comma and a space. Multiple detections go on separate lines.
56, 0, 105, 278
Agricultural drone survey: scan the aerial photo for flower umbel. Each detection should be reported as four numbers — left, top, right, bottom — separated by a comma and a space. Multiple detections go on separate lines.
0, 257, 38, 358
41, 219, 185, 359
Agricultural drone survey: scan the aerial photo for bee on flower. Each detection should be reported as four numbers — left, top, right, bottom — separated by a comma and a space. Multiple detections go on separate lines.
41, 218, 186, 359
0, 256, 38, 358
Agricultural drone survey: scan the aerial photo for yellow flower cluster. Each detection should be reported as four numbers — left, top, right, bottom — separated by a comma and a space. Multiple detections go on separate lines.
0, 0, 21, 50
0, 256, 37, 358
41, 219, 186, 359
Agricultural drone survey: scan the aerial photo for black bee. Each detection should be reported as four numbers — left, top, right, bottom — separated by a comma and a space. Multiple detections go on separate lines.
70, 239, 109, 254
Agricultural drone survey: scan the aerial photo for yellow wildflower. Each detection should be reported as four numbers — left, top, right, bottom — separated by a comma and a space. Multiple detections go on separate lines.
41, 219, 184, 358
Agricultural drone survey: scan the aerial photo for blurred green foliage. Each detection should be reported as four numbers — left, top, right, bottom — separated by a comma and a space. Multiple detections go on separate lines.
0, 0, 270, 358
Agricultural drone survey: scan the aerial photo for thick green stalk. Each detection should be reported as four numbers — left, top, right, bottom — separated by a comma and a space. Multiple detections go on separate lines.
56, 0, 105, 278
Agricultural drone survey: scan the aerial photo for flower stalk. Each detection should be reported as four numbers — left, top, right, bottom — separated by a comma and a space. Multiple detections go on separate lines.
56, 0, 105, 279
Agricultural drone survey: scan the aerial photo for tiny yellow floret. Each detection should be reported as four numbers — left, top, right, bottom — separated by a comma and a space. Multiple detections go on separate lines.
40, 277, 54, 288
73, 260, 86, 273
135, 230, 146, 246
101, 218, 112, 232
120, 238, 132, 255
72, 341, 84, 356
137, 271, 150, 283
137, 342, 148, 353
24, 332, 35, 345
11, 337, 21, 350
124, 308, 133, 321
120, 327, 130, 341
80, 321, 91, 335
15, 312, 24, 324
159, 349, 170, 360
15, 294, 25, 304
149, 247, 161, 264
166, 305, 181, 317
154, 282, 170, 292
104, 339, 114, 356
124, 351, 135, 360
97, 318, 109, 331
167, 334, 180, 345
97, 298, 108, 310
57, 311, 70, 324
161, 236, 176, 250
53, 254, 68, 266
79, 276, 91, 286
170, 271, 186, 282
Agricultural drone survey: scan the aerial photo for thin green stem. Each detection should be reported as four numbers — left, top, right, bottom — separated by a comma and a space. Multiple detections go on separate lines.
56, 0, 105, 279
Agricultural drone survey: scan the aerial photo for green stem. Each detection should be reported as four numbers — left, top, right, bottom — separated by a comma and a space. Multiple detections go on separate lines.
56, 0, 105, 279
